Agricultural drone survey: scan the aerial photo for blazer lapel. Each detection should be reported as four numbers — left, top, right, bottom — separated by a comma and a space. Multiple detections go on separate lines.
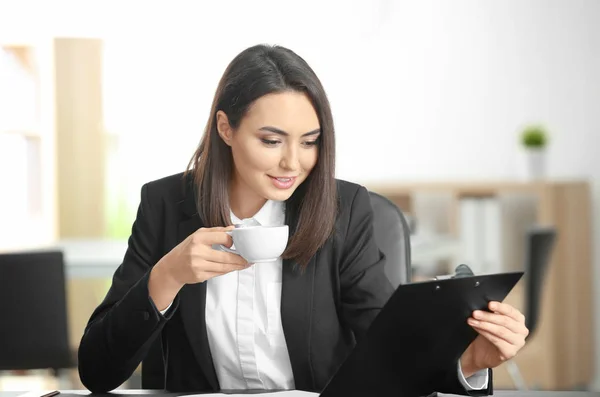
176, 185, 220, 391
281, 256, 317, 391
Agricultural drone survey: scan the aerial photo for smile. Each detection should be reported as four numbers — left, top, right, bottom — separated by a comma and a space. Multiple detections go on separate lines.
268, 176, 297, 189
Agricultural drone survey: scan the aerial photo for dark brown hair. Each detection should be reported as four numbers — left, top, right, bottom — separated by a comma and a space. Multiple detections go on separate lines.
186, 44, 337, 267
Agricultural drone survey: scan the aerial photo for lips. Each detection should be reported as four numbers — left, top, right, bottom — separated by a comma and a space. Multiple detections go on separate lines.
269, 175, 297, 189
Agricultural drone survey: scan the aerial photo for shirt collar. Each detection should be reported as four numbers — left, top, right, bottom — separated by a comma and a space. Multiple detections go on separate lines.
230, 199, 285, 227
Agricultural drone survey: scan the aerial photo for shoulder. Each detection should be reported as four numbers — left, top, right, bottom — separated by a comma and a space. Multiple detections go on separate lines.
142, 171, 191, 206
335, 178, 372, 213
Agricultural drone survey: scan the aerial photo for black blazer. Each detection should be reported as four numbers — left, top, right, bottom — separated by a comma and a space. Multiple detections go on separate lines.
78, 172, 492, 395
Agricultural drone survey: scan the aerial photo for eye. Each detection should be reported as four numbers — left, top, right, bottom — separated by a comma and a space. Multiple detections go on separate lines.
303, 140, 319, 147
261, 138, 281, 146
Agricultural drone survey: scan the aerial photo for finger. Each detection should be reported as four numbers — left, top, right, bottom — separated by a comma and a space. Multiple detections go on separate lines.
201, 260, 251, 274
472, 328, 519, 361
472, 310, 528, 335
488, 301, 525, 323
192, 230, 234, 247
203, 247, 249, 266
198, 226, 236, 232
468, 318, 525, 347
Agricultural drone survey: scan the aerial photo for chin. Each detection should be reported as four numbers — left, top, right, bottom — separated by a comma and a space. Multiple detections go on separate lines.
260, 180, 303, 202
263, 187, 296, 202
258, 174, 309, 202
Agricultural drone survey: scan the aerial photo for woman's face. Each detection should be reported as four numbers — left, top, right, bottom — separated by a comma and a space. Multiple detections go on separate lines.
217, 91, 321, 204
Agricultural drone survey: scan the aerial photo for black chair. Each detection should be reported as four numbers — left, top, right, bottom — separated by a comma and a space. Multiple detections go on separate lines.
368, 191, 412, 287
506, 226, 557, 390
0, 250, 73, 372
523, 226, 557, 339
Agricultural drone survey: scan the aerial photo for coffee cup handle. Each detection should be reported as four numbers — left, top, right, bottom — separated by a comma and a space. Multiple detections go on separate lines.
218, 230, 238, 254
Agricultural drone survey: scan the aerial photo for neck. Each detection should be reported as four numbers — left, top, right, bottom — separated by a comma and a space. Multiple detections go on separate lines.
229, 174, 267, 220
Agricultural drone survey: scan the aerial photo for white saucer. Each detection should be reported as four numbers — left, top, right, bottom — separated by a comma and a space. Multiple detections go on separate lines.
248, 258, 278, 263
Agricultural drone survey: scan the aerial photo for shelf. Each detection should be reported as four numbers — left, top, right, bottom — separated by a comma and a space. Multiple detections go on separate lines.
410, 234, 460, 265
366, 180, 590, 197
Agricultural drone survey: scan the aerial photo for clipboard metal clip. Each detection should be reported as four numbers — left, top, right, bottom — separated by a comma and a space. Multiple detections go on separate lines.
434, 264, 475, 281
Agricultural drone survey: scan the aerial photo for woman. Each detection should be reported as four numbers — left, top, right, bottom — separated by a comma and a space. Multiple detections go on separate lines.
78, 44, 528, 394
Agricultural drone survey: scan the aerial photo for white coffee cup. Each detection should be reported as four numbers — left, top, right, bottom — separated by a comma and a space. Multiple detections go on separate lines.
219, 225, 289, 263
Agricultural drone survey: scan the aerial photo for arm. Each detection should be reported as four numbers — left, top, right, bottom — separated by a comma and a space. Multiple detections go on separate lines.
435, 363, 493, 396
77, 183, 181, 393
339, 186, 492, 396
458, 361, 490, 390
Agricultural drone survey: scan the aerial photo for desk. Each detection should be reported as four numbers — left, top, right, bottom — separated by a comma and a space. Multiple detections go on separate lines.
1, 390, 599, 397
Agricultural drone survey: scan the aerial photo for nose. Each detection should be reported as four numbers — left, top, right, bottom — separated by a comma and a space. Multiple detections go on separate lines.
279, 145, 300, 172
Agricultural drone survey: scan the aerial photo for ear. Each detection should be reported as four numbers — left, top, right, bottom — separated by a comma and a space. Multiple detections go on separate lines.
216, 110, 234, 146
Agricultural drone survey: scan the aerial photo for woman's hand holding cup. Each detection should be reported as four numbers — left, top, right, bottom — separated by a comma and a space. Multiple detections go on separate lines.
149, 226, 249, 311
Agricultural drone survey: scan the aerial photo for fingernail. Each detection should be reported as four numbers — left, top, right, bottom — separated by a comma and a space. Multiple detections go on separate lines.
468, 318, 479, 326
490, 302, 498, 310
473, 311, 482, 319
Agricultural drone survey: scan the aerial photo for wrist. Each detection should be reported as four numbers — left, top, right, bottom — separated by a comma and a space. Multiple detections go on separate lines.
148, 257, 184, 311
154, 256, 185, 292
460, 347, 479, 378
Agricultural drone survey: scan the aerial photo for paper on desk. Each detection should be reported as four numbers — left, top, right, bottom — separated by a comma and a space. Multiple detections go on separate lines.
17, 391, 60, 397
185, 391, 317, 397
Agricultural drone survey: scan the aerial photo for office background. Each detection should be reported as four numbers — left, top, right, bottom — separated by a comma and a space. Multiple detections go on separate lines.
0, 0, 599, 392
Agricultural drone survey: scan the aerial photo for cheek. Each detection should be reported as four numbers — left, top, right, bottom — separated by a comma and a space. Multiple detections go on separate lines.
300, 149, 318, 172
232, 144, 279, 173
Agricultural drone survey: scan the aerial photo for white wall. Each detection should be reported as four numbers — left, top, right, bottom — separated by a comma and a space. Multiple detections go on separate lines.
1, 0, 599, 388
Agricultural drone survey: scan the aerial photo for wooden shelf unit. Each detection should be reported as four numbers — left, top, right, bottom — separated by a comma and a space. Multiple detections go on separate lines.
366, 180, 594, 390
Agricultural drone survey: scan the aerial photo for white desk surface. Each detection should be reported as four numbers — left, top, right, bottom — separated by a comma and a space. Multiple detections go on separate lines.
2, 391, 317, 397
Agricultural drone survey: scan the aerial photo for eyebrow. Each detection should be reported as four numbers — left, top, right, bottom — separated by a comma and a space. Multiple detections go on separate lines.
259, 126, 321, 137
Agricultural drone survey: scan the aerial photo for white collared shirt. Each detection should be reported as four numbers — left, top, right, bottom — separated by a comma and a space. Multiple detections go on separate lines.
205, 199, 294, 390
162, 199, 488, 391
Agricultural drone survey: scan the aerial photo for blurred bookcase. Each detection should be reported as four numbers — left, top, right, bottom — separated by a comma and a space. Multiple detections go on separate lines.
0, 40, 56, 251
367, 180, 593, 390
0, 38, 105, 252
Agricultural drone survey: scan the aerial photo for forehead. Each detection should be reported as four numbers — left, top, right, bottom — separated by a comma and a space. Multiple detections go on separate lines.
242, 91, 320, 133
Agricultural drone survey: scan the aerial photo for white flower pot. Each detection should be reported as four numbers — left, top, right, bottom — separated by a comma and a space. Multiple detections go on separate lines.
522, 148, 546, 181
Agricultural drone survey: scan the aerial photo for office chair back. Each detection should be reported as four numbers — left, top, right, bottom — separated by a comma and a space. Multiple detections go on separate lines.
368, 191, 412, 287
524, 226, 557, 338
0, 250, 72, 370
506, 226, 557, 390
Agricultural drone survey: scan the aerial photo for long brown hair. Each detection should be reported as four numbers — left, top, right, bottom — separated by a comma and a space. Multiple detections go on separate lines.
186, 44, 337, 267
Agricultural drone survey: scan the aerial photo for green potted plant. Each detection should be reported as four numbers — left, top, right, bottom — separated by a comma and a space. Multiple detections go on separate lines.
520, 124, 548, 180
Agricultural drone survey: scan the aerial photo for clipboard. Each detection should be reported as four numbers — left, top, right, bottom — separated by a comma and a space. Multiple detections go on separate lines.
320, 271, 524, 397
